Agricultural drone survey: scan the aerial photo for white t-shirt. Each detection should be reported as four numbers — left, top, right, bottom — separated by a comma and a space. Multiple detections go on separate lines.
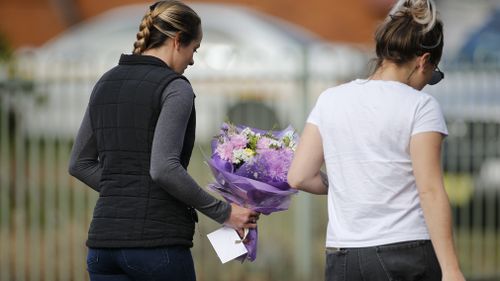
307, 79, 448, 248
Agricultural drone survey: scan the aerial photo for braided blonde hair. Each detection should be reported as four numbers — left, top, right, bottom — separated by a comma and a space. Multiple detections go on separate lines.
133, 1, 201, 54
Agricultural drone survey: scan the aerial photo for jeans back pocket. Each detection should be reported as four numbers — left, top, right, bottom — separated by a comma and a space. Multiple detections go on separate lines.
375, 240, 429, 281
121, 248, 169, 274
325, 248, 347, 281
86, 248, 100, 273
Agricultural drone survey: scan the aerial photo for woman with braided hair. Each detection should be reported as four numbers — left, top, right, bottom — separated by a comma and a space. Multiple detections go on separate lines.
288, 0, 466, 280
68, 1, 258, 280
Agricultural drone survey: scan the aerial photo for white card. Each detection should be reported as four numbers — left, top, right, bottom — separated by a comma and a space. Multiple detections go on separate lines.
207, 227, 248, 264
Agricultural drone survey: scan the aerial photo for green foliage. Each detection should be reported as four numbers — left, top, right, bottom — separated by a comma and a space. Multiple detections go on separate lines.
0, 31, 12, 62
247, 132, 259, 150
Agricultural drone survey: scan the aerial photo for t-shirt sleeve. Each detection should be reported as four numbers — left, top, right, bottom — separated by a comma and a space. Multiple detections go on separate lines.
412, 95, 448, 136
307, 94, 322, 126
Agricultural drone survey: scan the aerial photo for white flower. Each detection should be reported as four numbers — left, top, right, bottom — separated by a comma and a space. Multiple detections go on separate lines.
240, 127, 254, 137
233, 148, 254, 164
269, 139, 281, 149
281, 131, 297, 149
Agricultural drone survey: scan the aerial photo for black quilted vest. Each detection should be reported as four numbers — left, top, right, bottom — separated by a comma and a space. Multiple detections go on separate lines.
87, 54, 197, 248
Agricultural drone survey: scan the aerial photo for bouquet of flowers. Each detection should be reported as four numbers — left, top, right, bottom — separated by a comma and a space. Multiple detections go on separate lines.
206, 122, 299, 262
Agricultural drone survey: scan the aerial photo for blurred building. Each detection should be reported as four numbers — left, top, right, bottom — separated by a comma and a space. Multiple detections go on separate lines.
11, 3, 369, 139
439, 0, 500, 61
0, 0, 396, 49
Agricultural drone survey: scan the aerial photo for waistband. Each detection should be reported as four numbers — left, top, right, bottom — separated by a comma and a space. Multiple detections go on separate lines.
327, 239, 432, 252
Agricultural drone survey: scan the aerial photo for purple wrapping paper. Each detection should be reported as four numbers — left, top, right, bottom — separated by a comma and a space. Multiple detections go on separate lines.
207, 124, 298, 262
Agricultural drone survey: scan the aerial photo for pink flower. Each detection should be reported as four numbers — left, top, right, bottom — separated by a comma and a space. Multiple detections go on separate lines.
216, 141, 234, 162
229, 134, 247, 149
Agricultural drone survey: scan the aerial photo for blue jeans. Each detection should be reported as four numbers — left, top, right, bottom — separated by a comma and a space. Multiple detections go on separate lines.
325, 240, 441, 281
87, 246, 196, 281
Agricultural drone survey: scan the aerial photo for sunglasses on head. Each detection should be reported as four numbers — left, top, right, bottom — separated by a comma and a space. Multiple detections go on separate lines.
428, 66, 444, 85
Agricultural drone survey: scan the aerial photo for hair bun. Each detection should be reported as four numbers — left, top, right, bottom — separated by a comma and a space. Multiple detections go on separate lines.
389, 0, 437, 33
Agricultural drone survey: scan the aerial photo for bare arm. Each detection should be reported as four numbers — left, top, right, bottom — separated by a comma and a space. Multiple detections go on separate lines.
410, 132, 465, 281
287, 123, 328, 195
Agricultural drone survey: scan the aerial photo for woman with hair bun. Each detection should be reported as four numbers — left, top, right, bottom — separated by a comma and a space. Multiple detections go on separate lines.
288, 0, 465, 280
68, 1, 258, 280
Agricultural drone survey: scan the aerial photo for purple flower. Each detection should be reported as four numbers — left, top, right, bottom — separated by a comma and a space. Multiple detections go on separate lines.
256, 137, 273, 152
255, 148, 294, 182
221, 122, 230, 131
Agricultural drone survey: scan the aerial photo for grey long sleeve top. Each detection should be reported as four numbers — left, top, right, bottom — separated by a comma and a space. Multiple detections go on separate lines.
68, 79, 231, 224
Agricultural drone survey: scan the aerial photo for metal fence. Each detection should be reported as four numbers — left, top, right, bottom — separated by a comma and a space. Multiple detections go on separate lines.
427, 64, 500, 280
1, 54, 499, 281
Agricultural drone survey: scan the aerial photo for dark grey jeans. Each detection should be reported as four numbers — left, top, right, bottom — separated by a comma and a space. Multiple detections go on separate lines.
325, 240, 441, 281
